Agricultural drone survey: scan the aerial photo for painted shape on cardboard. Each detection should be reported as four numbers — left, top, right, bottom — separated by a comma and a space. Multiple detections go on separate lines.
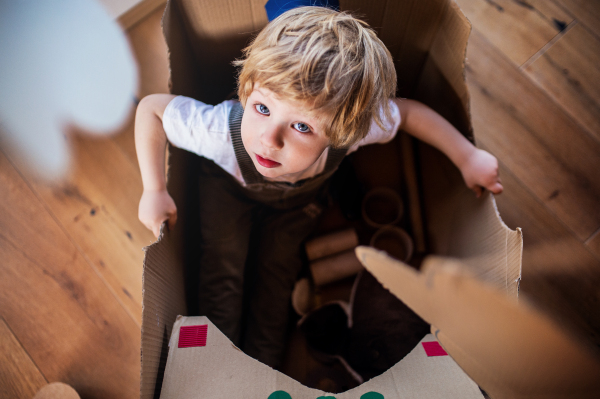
422, 341, 449, 357
178, 325, 208, 348
158, 316, 484, 398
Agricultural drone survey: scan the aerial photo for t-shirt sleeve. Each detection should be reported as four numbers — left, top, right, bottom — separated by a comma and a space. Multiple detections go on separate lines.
347, 99, 402, 154
161, 96, 243, 182
162, 96, 233, 154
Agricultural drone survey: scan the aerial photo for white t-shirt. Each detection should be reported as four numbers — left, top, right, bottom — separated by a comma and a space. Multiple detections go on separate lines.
162, 96, 402, 185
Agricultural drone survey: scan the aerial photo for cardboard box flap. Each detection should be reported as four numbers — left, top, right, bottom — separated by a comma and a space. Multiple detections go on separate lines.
162, 0, 268, 103
164, 0, 471, 109
141, 225, 187, 398
344, 0, 450, 99
424, 190, 522, 297
159, 316, 484, 398
355, 246, 600, 399
413, 0, 472, 139
440, 192, 523, 297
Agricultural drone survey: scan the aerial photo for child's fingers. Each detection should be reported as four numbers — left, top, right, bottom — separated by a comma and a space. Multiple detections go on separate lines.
472, 185, 483, 198
488, 181, 504, 194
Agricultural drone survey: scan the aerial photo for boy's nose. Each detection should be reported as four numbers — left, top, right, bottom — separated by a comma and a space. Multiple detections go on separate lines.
260, 124, 284, 150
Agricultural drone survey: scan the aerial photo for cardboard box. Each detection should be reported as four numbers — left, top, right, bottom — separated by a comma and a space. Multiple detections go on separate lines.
140, 0, 600, 397
158, 316, 484, 398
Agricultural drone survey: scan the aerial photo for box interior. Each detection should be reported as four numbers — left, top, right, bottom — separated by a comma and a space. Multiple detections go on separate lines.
141, 0, 527, 397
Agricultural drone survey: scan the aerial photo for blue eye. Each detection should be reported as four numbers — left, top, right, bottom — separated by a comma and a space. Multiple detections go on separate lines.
293, 122, 311, 133
255, 103, 270, 115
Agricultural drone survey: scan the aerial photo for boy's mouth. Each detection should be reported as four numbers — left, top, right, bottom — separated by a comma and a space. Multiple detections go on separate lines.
255, 154, 281, 168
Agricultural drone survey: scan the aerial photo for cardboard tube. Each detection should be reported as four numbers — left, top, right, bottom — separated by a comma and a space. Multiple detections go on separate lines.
291, 278, 312, 316
370, 226, 414, 262
310, 249, 364, 286
305, 228, 358, 261
361, 187, 404, 228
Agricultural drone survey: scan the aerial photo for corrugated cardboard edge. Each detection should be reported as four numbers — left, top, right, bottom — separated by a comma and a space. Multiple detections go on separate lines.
422, 186, 523, 297
448, 192, 523, 297
140, 224, 187, 398
158, 316, 484, 398
356, 247, 600, 399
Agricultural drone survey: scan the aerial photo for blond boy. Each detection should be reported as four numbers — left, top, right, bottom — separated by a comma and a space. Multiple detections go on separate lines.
135, 7, 502, 368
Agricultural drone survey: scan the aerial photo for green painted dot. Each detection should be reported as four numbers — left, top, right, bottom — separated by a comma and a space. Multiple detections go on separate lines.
360, 393, 384, 399
268, 391, 292, 399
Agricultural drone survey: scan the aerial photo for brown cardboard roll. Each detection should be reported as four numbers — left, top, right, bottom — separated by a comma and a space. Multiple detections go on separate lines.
370, 226, 413, 262
361, 187, 404, 228
291, 277, 312, 316
305, 228, 358, 261
310, 249, 364, 286
34, 383, 80, 399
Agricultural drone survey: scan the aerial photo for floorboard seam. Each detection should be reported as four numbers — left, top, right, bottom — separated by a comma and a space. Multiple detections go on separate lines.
548, 0, 600, 42
585, 227, 600, 245
1, 316, 49, 386
519, 20, 576, 71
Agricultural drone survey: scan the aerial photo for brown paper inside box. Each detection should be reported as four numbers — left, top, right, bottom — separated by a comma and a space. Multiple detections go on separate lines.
140, 0, 600, 398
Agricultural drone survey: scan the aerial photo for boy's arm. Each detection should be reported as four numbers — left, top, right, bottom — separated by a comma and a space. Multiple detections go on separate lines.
394, 98, 503, 197
135, 93, 177, 237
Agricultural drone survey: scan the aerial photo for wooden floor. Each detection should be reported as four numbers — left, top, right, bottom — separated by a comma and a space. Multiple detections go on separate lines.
1, 1, 599, 397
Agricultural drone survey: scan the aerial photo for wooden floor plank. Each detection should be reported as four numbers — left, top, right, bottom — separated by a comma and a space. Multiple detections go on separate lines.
110, 113, 139, 171
0, 318, 47, 399
454, 0, 573, 66
465, 28, 600, 242
0, 150, 140, 399
553, 0, 600, 39
6, 131, 156, 326
524, 23, 600, 143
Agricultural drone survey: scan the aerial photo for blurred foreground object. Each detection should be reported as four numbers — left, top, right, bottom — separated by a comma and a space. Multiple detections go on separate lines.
33, 382, 80, 399
356, 246, 600, 399
0, 0, 137, 180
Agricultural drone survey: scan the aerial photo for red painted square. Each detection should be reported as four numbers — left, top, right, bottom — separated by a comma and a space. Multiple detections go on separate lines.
179, 325, 208, 348
422, 341, 448, 356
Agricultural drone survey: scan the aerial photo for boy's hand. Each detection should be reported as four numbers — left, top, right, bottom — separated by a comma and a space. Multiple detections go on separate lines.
460, 148, 503, 198
138, 189, 177, 238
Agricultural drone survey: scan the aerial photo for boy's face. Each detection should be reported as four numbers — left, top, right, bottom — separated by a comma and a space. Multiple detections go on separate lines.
241, 83, 330, 180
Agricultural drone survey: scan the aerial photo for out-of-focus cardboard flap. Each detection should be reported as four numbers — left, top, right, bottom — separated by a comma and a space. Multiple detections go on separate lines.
355, 246, 600, 399
159, 316, 484, 398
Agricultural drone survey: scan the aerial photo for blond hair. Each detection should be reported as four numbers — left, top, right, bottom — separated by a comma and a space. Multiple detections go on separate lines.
234, 6, 397, 148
